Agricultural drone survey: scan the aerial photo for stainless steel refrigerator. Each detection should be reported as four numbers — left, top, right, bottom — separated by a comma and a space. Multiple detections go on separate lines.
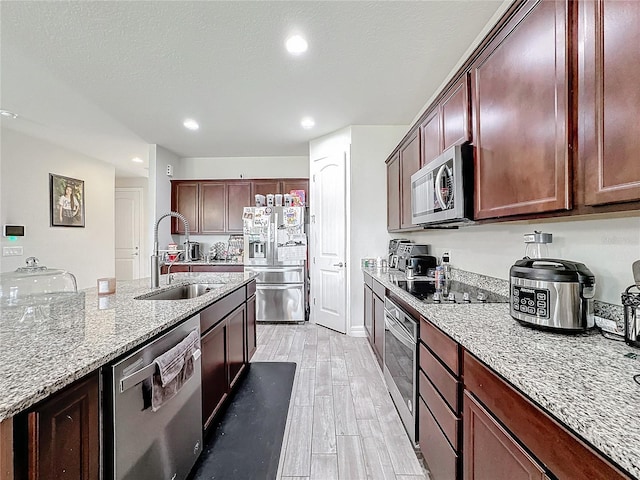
243, 206, 307, 322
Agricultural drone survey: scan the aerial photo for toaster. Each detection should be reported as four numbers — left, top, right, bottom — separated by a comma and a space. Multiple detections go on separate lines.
509, 258, 596, 332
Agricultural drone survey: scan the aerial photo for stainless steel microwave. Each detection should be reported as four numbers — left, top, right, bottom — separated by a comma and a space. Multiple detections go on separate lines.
410, 144, 474, 227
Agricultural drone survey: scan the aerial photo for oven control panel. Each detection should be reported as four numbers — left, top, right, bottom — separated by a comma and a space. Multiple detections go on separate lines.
512, 285, 549, 318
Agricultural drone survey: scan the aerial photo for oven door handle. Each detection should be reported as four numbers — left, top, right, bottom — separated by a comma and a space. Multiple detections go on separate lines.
385, 316, 415, 350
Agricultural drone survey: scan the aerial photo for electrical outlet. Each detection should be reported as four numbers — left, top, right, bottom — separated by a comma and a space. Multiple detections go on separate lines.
2, 246, 23, 256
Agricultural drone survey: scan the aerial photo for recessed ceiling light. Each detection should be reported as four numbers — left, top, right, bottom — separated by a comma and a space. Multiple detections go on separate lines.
0, 110, 18, 119
301, 117, 315, 129
183, 119, 199, 130
131, 157, 144, 163
286, 35, 308, 55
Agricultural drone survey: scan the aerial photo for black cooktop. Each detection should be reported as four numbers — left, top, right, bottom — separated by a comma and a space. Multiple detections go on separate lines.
392, 278, 509, 304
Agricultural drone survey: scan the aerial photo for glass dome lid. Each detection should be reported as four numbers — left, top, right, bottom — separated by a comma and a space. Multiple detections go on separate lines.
0, 257, 78, 307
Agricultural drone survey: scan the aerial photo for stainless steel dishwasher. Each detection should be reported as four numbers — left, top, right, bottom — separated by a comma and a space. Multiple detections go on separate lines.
106, 314, 202, 480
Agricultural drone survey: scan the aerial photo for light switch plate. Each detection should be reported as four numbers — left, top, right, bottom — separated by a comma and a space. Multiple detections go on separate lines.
2, 246, 23, 256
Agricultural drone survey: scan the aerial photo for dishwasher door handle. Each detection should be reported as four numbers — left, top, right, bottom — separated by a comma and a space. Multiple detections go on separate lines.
120, 348, 202, 393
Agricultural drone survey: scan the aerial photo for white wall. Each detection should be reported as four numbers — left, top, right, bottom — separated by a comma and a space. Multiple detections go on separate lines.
177, 156, 309, 179
404, 213, 640, 305
349, 126, 408, 331
149, 144, 179, 252
0, 128, 115, 289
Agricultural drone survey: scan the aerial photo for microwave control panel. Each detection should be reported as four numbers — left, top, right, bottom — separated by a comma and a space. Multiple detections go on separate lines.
512, 285, 549, 318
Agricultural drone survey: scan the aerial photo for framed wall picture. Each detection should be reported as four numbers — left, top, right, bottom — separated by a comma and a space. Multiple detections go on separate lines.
50, 174, 85, 227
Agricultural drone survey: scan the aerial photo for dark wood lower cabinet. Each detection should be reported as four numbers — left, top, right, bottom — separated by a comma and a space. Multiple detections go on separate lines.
201, 319, 228, 430
227, 305, 246, 389
464, 391, 547, 480
363, 284, 374, 348
26, 373, 99, 480
246, 294, 256, 360
419, 398, 458, 480
372, 293, 385, 365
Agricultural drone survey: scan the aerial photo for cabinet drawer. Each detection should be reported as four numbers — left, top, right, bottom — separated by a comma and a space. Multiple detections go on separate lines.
420, 343, 459, 413
372, 279, 385, 299
420, 317, 460, 376
419, 397, 458, 480
419, 370, 460, 450
363, 272, 373, 288
200, 288, 246, 334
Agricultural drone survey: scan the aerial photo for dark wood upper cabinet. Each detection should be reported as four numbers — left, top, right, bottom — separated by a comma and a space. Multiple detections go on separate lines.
441, 77, 471, 151
27, 373, 99, 480
420, 110, 441, 167
471, 0, 571, 220
252, 180, 281, 197
226, 182, 252, 232
172, 182, 199, 234
172, 177, 308, 234
200, 182, 226, 233
399, 129, 420, 229
386, 153, 401, 231
579, 0, 640, 206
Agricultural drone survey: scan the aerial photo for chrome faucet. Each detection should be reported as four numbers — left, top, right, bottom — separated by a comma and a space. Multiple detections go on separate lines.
151, 212, 189, 288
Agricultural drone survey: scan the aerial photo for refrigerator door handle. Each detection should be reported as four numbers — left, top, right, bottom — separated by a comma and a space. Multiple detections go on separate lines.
257, 284, 302, 290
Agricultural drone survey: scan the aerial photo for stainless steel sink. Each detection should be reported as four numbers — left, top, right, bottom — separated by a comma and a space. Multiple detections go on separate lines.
136, 283, 225, 301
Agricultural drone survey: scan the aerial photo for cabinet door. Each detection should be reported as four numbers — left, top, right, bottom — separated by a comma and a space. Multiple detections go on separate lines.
252, 180, 281, 197
246, 294, 257, 360
387, 153, 401, 231
364, 284, 374, 348
372, 293, 385, 365
226, 182, 252, 232
171, 182, 199, 234
471, 0, 570, 219
399, 130, 420, 229
227, 305, 246, 389
200, 182, 226, 233
580, 0, 640, 205
281, 179, 310, 206
27, 373, 99, 480
464, 391, 547, 480
441, 76, 471, 151
420, 109, 441, 167
201, 320, 228, 430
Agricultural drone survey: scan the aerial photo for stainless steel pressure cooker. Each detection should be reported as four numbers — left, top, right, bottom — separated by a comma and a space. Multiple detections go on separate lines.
509, 258, 596, 332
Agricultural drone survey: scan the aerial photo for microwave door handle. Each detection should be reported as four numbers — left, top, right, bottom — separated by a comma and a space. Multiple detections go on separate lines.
434, 164, 449, 210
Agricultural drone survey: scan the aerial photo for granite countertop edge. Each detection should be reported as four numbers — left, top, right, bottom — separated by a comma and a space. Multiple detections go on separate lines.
364, 267, 640, 479
0, 272, 257, 422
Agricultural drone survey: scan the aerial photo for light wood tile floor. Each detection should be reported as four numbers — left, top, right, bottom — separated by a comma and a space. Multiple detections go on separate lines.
252, 323, 430, 480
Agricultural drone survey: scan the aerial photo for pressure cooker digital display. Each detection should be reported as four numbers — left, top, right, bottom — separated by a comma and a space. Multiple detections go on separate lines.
512, 286, 549, 318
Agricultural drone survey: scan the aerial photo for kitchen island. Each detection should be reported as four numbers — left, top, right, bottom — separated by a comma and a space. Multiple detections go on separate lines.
0, 271, 257, 479
365, 267, 640, 480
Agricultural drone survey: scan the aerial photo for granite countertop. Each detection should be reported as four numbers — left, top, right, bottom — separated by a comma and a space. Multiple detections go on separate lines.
0, 272, 257, 422
364, 267, 640, 479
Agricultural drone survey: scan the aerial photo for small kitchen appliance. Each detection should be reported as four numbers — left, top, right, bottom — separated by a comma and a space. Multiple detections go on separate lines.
410, 143, 474, 227
396, 244, 430, 272
622, 285, 640, 348
185, 241, 201, 261
388, 239, 410, 269
524, 230, 553, 259
407, 255, 437, 277
509, 258, 596, 332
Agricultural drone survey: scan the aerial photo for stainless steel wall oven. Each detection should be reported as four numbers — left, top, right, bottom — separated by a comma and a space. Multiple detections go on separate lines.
383, 296, 418, 444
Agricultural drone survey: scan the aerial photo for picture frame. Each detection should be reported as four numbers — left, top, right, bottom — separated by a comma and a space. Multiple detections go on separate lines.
50, 174, 85, 227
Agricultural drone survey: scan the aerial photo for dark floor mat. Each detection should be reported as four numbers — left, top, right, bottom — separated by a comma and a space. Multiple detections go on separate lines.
190, 362, 296, 480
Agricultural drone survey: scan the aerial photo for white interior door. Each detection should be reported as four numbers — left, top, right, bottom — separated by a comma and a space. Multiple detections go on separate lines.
310, 152, 347, 333
115, 188, 142, 280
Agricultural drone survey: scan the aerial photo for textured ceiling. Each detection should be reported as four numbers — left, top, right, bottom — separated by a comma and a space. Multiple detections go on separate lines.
1, 1, 506, 177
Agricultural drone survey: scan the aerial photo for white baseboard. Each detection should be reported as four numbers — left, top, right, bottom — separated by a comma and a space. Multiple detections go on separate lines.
349, 325, 367, 337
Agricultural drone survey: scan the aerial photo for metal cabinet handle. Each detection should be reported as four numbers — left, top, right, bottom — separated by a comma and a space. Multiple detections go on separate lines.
333, 262, 344, 267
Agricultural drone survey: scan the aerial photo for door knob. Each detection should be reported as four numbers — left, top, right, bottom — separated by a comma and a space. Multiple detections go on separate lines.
333, 262, 344, 267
